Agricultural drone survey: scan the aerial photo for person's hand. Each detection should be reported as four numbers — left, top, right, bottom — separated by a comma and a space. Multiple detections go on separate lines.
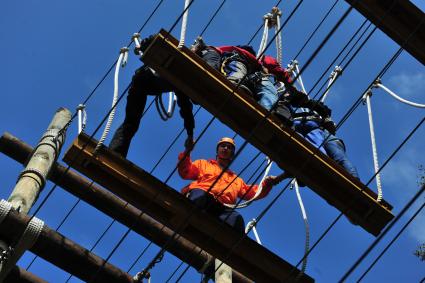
184, 135, 195, 152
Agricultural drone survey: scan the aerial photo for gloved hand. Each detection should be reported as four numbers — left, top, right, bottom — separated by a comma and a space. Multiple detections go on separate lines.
184, 135, 195, 153
310, 100, 332, 117
323, 117, 337, 135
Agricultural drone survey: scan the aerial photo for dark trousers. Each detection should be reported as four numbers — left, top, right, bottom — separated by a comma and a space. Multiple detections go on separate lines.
187, 189, 245, 233
109, 66, 193, 157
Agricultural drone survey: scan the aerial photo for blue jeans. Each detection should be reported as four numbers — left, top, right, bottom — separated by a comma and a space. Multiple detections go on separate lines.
223, 61, 278, 111
323, 130, 359, 179
254, 74, 278, 111
293, 120, 326, 154
187, 189, 245, 234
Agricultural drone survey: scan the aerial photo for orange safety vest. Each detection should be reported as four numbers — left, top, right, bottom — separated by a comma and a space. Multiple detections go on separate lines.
178, 152, 272, 205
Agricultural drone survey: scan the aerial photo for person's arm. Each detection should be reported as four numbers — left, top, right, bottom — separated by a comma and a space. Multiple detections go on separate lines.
177, 151, 200, 180
238, 173, 289, 200
175, 92, 195, 138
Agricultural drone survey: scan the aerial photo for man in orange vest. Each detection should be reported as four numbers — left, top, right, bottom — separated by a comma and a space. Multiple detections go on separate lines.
178, 137, 286, 233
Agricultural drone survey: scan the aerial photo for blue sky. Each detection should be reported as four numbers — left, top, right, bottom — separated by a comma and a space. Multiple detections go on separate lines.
1, 0, 424, 282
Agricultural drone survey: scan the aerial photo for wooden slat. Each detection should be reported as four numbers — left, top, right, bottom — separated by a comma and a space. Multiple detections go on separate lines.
345, 0, 425, 65
140, 30, 394, 236
63, 133, 314, 283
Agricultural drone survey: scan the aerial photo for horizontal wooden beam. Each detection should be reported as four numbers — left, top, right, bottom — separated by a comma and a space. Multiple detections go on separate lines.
140, 30, 394, 236
63, 133, 314, 283
345, 0, 425, 65
0, 207, 133, 283
0, 132, 252, 283
4, 266, 47, 283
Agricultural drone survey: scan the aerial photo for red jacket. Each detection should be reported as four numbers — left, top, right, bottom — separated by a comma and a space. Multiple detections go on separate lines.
261, 55, 293, 84
178, 152, 273, 205
213, 46, 260, 66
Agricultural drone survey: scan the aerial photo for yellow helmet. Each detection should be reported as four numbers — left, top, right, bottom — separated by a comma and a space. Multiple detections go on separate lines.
216, 137, 236, 152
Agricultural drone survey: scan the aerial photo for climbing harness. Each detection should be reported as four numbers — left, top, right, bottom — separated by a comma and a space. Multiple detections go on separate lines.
178, 0, 191, 49
291, 179, 310, 279
321, 65, 342, 102
133, 33, 178, 122
0, 200, 45, 281
372, 77, 425, 108
94, 47, 129, 154
155, 92, 177, 121
245, 218, 262, 245
362, 89, 383, 202
133, 270, 151, 283
76, 103, 87, 134
223, 157, 273, 209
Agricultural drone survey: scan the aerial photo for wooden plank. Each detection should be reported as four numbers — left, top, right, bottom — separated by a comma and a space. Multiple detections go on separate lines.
63, 133, 314, 283
141, 30, 394, 236
345, 0, 425, 65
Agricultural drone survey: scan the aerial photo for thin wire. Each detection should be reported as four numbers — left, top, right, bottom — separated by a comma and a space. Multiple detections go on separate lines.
293, 0, 340, 60
286, 115, 424, 282
170, 5, 356, 281
27, 0, 166, 220
356, 200, 425, 282
339, 184, 425, 282
199, 0, 227, 37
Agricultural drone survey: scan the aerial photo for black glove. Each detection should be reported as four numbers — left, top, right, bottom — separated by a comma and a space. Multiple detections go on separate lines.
322, 116, 337, 135
309, 100, 331, 117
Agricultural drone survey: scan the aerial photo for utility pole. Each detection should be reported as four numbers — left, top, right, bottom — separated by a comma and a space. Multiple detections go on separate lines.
0, 108, 71, 282
7, 107, 71, 213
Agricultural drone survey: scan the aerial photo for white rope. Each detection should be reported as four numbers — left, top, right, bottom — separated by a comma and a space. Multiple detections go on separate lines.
274, 8, 283, 65
291, 179, 310, 279
363, 91, 383, 202
245, 218, 262, 245
223, 157, 273, 209
76, 104, 87, 134
94, 47, 128, 153
0, 200, 44, 281
257, 17, 270, 57
375, 82, 425, 108
321, 65, 342, 103
178, 0, 191, 49
155, 92, 177, 121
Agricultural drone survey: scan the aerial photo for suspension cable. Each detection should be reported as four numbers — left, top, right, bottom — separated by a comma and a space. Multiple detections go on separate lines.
339, 184, 425, 282
356, 200, 425, 282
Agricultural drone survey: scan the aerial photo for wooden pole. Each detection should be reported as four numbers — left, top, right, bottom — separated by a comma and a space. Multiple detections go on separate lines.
0, 207, 134, 283
4, 266, 48, 283
0, 132, 252, 283
215, 259, 232, 283
7, 107, 71, 214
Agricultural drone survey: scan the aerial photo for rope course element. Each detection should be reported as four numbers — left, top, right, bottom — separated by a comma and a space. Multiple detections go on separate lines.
291, 179, 310, 279
94, 47, 129, 154
178, 0, 192, 49
362, 90, 383, 202
245, 218, 262, 245
76, 104, 87, 134
0, 200, 44, 281
372, 77, 425, 108
320, 65, 342, 102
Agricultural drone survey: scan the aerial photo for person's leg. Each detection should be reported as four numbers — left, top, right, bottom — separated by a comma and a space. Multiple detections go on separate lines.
109, 67, 174, 157
219, 209, 245, 234
323, 131, 359, 178
254, 75, 278, 111
200, 48, 221, 70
